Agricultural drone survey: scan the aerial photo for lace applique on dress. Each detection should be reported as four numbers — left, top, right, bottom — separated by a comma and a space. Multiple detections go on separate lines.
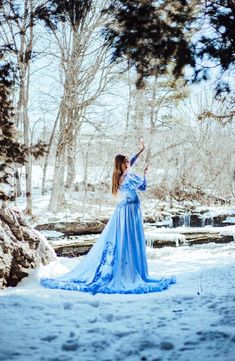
92, 241, 115, 284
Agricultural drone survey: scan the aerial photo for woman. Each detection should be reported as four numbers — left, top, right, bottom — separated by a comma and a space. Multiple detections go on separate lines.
41, 140, 176, 294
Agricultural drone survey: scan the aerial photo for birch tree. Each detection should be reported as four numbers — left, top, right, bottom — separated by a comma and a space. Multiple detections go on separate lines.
0, 0, 48, 214
40, 0, 116, 212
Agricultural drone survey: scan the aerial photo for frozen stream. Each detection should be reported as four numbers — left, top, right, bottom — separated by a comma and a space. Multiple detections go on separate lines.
0, 242, 235, 361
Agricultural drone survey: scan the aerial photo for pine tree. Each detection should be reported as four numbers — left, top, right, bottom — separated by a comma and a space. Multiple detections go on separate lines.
0, 58, 54, 289
0, 0, 49, 213
0, 56, 47, 204
194, 0, 235, 94
36, 0, 92, 29
103, 0, 195, 88
0, 58, 26, 202
104, 0, 235, 93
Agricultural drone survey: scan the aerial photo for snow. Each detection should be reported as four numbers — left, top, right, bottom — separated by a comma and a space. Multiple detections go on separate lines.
145, 231, 186, 247
201, 207, 235, 218
224, 217, 235, 224
1, 242, 235, 361
220, 226, 235, 238
145, 225, 235, 238
3, 168, 235, 360
40, 230, 65, 239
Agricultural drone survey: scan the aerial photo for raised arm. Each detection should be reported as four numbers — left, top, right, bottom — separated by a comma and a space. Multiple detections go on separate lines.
138, 165, 148, 191
127, 165, 149, 192
130, 138, 145, 167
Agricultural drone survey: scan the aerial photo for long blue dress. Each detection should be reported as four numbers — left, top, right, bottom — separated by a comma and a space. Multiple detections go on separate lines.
41, 156, 176, 294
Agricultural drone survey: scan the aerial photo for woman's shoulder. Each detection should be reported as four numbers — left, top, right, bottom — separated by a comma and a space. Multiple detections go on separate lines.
127, 172, 141, 179
119, 172, 132, 188
122, 172, 136, 181
120, 173, 142, 187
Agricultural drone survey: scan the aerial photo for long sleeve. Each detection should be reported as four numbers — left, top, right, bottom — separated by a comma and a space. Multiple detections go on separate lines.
130, 154, 138, 167
137, 175, 146, 191
126, 173, 147, 191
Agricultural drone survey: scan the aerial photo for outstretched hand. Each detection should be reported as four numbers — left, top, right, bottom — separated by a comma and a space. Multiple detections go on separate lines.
139, 137, 145, 152
135, 137, 145, 159
144, 165, 149, 175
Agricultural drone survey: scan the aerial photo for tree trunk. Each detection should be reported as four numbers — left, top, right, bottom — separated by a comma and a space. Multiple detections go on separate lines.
124, 67, 132, 139
24, 153, 33, 215
134, 87, 145, 131
49, 27, 80, 206
16, 1, 34, 215
64, 30, 82, 191
14, 170, 21, 198
145, 76, 158, 164
17, 62, 33, 215
23, 100, 33, 215
82, 148, 89, 219
65, 124, 76, 191
48, 6, 113, 211
42, 106, 61, 195
48, 143, 66, 213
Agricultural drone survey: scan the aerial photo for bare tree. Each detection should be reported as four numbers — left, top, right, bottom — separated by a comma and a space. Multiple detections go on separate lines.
47, 1, 116, 212
0, 0, 48, 214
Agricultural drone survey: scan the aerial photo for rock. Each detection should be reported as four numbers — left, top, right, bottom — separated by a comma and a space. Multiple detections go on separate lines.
171, 213, 204, 227
171, 215, 184, 228
52, 240, 95, 257
223, 216, 235, 226
202, 212, 235, 227
35, 220, 105, 236
149, 238, 178, 248
213, 214, 231, 227
0, 206, 55, 289
89, 299, 99, 308
160, 341, 174, 350
185, 233, 233, 245
190, 214, 203, 227
63, 302, 73, 310
144, 215, 157, 223
103, 313, 114, 322
170, 210, 235, 228
231, 335, 235, 342
61, 340, 79, 351
41, 335, 58, 342
61, 333, 79, 352
146, 228, 234, 248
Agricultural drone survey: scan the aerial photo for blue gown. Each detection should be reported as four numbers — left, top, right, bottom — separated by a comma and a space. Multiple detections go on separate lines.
41, 156, 176, 294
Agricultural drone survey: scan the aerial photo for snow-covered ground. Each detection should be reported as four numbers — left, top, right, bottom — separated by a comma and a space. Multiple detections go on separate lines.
1, 242, 235, 361
4, 165, 235, 360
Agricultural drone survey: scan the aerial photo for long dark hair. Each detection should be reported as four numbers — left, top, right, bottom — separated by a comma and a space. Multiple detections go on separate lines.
112, 154, 127, 195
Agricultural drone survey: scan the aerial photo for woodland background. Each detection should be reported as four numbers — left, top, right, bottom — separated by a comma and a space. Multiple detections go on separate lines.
0, 0, 234, 217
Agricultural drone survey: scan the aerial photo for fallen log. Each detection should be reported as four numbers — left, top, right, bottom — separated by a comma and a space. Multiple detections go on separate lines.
52, 240, 95, 257
35, 220, 106, 236
147, 229, 234, 248
48, 228, 234, 257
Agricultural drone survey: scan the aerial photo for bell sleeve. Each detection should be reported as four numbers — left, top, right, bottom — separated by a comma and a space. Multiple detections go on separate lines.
130, 154, 138, 167
126, 173, 147, 191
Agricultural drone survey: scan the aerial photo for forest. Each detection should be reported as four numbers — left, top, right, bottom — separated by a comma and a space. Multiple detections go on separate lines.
0, 0, 234, 217
0, 2, 235, 361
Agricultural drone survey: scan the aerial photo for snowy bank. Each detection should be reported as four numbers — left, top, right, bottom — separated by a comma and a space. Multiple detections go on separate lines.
0, 242, 235, 361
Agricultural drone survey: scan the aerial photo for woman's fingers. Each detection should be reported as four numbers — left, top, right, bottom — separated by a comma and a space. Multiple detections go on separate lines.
138, 136, 145, 150
144, 165, 149, 174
